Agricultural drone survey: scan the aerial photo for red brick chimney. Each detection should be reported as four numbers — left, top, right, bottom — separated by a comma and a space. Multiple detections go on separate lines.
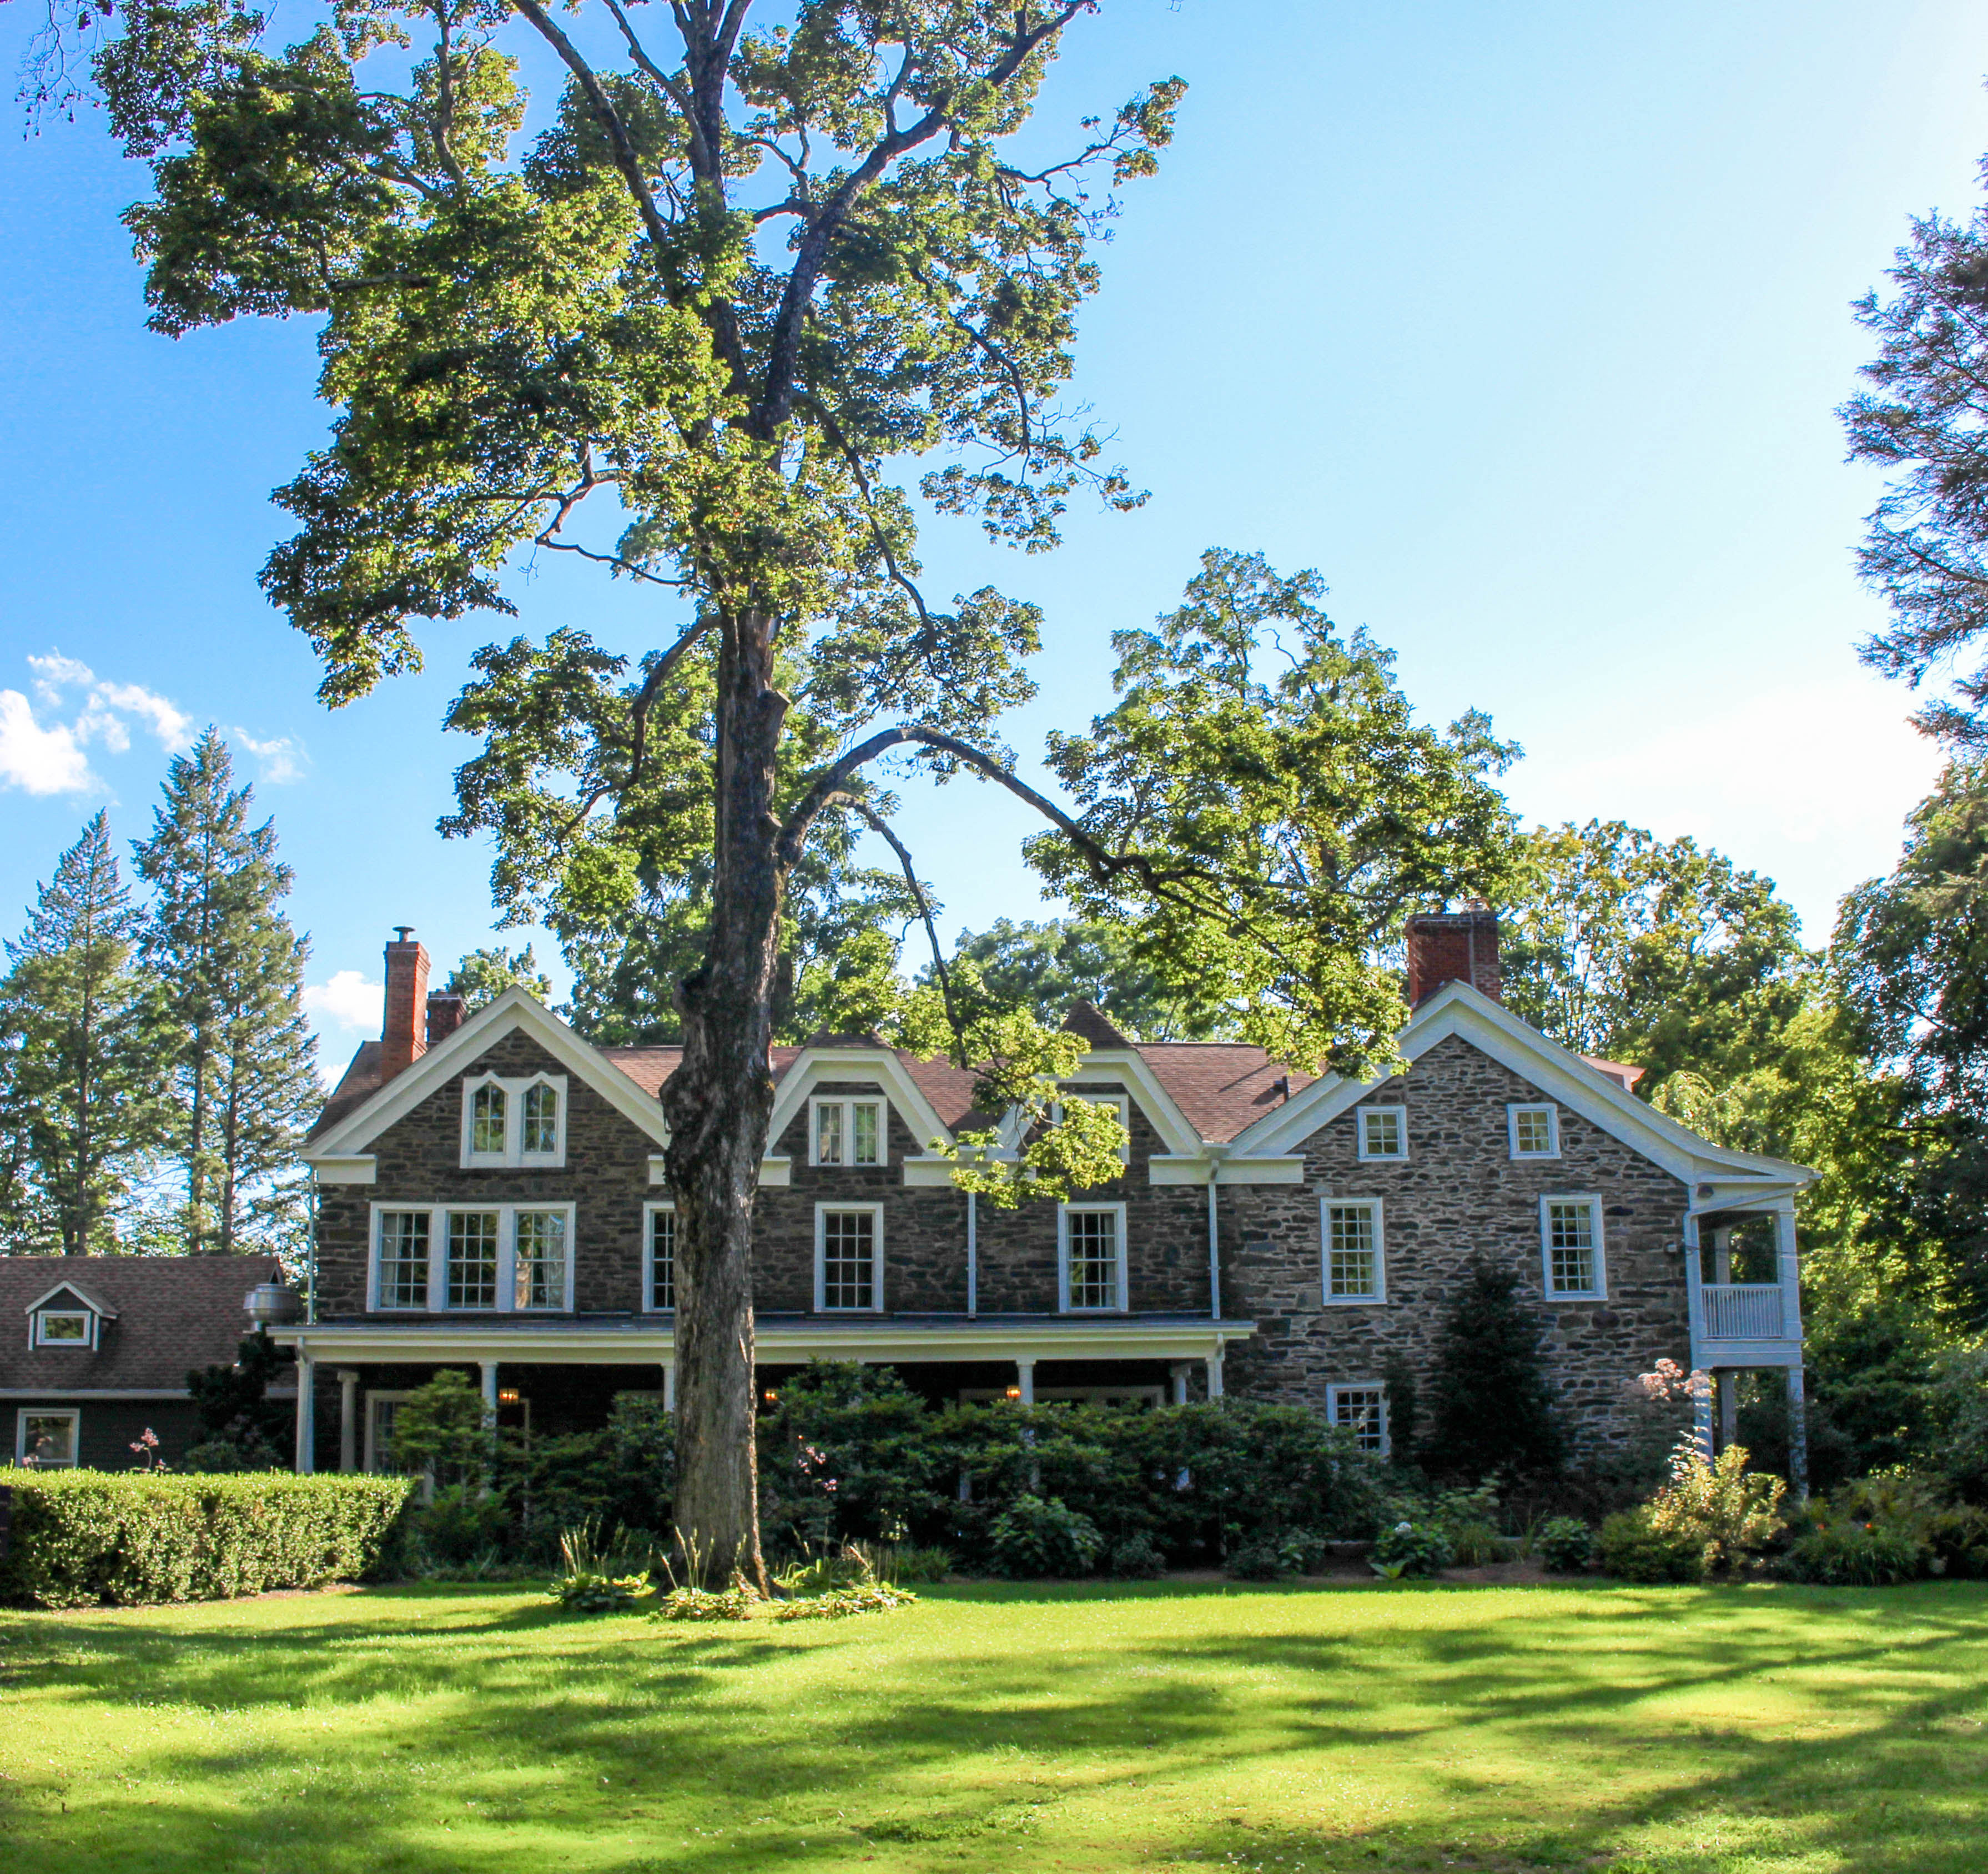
426, 991, 466, 1047
1405, 903, 1502, 1006
381, 927, 430, 1082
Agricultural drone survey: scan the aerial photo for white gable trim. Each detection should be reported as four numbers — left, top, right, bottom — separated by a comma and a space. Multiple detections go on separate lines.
765, 1046, 957, 1167
1057, 1050, 1206, 1158
23, 1282, 118, 1318
1229, 980, 1815, 1196
303, 988, 672, 1162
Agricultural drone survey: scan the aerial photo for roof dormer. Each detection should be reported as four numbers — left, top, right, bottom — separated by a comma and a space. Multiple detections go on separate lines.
24, 1282, 115, 1352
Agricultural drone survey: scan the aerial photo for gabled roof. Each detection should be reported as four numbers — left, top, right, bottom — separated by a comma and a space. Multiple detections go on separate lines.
1230, 979, 1813, 1203
23, 1279, 117, 1318
0, 1254, 282, 1393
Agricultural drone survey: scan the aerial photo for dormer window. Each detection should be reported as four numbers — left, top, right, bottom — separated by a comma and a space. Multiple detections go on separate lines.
811, 1097, 884, 1167
461, 1073, 567, 1168
1051, 1093, 1133, 1165
34, 1308, 94, 1349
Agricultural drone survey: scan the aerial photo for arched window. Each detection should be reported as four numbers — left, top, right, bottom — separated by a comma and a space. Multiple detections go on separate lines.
523, 1082, 560, 1155
471, 1083, 507, 1156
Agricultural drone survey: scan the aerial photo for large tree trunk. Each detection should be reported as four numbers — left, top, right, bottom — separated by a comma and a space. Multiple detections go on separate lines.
661, 606, 787, 1590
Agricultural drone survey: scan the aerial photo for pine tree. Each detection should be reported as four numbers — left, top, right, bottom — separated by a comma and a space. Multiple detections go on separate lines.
1420, 1257, 1568, 1481
133, 731, 320, 1254
0, 812, 165, 1253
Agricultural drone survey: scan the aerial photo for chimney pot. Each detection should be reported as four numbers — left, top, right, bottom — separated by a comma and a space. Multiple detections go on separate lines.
380, 928, 431, 1082
1405, 904, 1502, 1007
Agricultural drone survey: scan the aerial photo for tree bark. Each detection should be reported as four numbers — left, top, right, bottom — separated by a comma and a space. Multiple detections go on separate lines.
660, 605, 787, 1590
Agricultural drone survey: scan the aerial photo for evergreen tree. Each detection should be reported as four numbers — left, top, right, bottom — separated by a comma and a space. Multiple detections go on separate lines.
1419, 1257, 1567, 1481
133, 731, 319, 1254
0, 812, 165, 1253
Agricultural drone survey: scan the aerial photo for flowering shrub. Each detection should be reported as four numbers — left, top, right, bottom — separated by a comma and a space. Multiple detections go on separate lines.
127, 1428, 168, 1472
1371, 1520, 1453, 1580
1645, 1438, 1786, 1575
1784, 1470, 1988, 1585
1785, 1519, 1926, 1586
1537, 1516, 1597, 1574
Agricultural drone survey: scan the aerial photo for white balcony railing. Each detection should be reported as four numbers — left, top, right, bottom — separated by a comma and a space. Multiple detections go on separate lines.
1701, 1282, 1785, 1341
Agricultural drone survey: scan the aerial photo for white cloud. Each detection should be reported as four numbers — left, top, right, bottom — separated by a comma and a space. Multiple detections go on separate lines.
88, 681, 195, 752
0, 689, 97, 794
302, 970, 384, 1033
231, 729, 306, 785
27, 652, 94, 706
1503, 671, 1949, 941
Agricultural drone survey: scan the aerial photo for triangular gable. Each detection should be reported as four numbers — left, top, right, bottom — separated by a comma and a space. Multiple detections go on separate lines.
303, 988, 673, 1162
1230, 979, 1814, 1201
23, 1280, 117, 1318
1019, 1044, 1207, 1158
765, 1044, 959, 1158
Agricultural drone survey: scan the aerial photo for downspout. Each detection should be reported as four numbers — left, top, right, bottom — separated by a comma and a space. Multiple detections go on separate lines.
966, 1190, 978, 1318
1205, 1144, 1230, 1320
306, 1177, 319, 1324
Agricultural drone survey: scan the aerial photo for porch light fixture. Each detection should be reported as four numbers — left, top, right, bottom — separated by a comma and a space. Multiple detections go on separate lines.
1004, 1385, 1022, 1400
497, 1387, 522, 1405
763, 1389, 779, 1404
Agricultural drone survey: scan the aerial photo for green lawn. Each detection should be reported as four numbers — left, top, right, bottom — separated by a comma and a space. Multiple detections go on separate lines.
2, 1579, 1985, 1874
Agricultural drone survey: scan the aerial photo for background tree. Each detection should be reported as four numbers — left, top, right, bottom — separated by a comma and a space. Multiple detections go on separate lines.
0, 813, 165, 1254
133, 729, 320, 1254
1841, 154, 1988, 746
445, 942, 554, 1013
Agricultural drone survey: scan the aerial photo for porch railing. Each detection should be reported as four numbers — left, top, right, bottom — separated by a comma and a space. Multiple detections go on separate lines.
1700, 1282, 1785, 1341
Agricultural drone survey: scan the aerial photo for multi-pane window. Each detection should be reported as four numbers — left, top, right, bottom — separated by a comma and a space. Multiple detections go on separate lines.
513, 1209, 567, 1309
522, 1083, 560, 1155
376, 1210, 431, 1309
471, 1084, 507, 1155
33, 1309, 92, 1347
1509, 1103, 1559, 1158
1357, 1106, 1407, 1160
373, 1204, 575, 1312
461, 1074, 567, 1165
1543, 1198, 1602, 1297
1328, 1385, 1388, 1455
448, 1210, 501, 1309
818, 1207, 879, 1310
1323, 1200, 1384, 1302
812, 1098, 884, 1166
1052, 1094, 1132, 1164
1061, 1204, 1125, 1312
16, 1408, 79, 1468
647, 1205, 676, 1312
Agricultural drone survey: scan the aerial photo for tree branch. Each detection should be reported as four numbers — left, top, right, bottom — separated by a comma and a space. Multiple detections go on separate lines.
558, 615, 714, 833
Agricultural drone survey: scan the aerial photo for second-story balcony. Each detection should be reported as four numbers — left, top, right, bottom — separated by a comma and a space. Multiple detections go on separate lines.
1701, 1282, 1785, 1341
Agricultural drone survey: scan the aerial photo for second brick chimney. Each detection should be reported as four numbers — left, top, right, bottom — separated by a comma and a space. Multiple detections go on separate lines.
1405, 903, 1502, 1007
426, 990, 466, 1048
381, 927, 430, 1082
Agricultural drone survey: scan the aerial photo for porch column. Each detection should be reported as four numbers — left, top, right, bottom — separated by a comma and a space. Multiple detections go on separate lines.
1712, 1227, 1732, 1284
1014, 1357, 1035, 1405
662, 1361, 676, 1412
1717, 1369, 1739, 1453
479, 1360, 500, 1425
1786, 1363, 1810, 1504
1169, 1361, 1191, 1406
1206, 1347, 1225, 1399
336, 1369, 360, 1474
294, 1346, 315, 1474
1693, 1376, 1714, 1461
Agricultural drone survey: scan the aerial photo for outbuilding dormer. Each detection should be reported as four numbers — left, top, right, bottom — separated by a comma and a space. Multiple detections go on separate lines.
23, 1281, 115, 1352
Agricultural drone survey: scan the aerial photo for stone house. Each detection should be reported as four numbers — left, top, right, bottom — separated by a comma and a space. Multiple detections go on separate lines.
1, 1254, 288, 1469
279, 911, 1814, 1481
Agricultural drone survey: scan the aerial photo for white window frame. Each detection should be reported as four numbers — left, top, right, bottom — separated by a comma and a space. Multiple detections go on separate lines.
364, 1390, 416, 1478
1319, 1196, 1388, 1304
1053, 1093, 1133, 1164
367, 1201, 578, 1313
459, 1072, 568, 1169
643, 1200, 677, 1313
32, 1308, 97, 1349
1058, 1200, 1130, 1313
814, 1202, 885, 1312
808, 1096, 888, 1168
16, 1406, 80, 1468
1508, 1102, 1561, 1160
1327, 1383, 1390, 1457
1539, 1193, 1607, 1301
1355, 1104, 1408, 1162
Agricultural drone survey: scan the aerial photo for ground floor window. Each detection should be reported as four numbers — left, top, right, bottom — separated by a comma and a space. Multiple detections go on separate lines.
16, 1407, 79, 1468
1327, 1384, 1388, 1456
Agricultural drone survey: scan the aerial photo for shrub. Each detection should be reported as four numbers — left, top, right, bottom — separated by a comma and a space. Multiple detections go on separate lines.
1645, 1439, 1786, 1575
1108, 1532, 1167, 1579
652, 1584, 752, 1621
1227, 1530, 1327, 1581
503, 1391, 675, 1557
410, 1483, 513, 1569
390, 1371, 494, 1489
1785, 1518, 1926, 1586
1598, 1506, 1704, 1584
545, 1520, 651, 1614
878, 1543, 955, 1583
1371, 1520, 1453, 1580
987, 1494, 1104, 1578
1420, 1256, 1566, 1481
1538, 1516, 1597, 1574
770, 1584, 918, 1620
0, 1470, 412, 1608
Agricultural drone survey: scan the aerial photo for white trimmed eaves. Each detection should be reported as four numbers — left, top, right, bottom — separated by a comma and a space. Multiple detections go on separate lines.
22, 1282, 117, 1318
764, 1047, 957, 1159
1229, 981, 1816, 1196
301, 988, 672, 1162
1003, 1048, 1205, 1160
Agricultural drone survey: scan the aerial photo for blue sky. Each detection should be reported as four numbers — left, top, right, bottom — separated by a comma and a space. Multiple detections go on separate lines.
0, 0, 1980, 1071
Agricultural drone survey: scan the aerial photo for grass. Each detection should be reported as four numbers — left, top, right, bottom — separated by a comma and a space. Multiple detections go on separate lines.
1, 1578, 1985, 1873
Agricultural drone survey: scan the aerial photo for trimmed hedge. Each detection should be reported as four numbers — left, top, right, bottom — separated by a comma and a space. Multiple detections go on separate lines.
0, 1470, 415, 1609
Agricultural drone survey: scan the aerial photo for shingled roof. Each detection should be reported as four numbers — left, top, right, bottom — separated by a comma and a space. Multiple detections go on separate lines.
0, 1255, 283, 1394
